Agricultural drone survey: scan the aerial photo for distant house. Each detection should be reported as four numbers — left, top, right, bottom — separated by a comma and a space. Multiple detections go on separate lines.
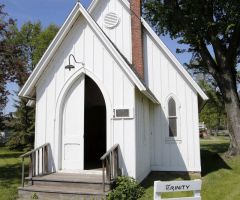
0, 130, 9, 143
0, 132, 5, 142
19, 0, 207, 182
199, 122, 208, 138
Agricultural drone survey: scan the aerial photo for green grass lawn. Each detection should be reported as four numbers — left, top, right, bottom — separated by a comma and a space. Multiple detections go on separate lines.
0, 147, 23, 200
0, 137, 240, 200
140, 136, 240, 200
201, 136, 240, 200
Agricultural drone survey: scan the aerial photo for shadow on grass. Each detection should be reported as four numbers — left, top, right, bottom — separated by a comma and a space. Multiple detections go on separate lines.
141, 171, 191, 189
0, 162, 25, 200
141, 141, 231, 188
201, 149, 231, 177
200, 140, 231, 177
0, 163, 22, 183
0, 155, 28, 186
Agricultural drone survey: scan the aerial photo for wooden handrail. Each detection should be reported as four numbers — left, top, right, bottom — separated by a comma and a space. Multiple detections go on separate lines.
100, 144, 119, 192
20, 143, 51, 188
20, 143, 50, 158
100, 144, 119, 160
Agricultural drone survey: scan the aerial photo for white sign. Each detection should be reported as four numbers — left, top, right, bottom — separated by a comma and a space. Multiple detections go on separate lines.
154, 179, 202, 200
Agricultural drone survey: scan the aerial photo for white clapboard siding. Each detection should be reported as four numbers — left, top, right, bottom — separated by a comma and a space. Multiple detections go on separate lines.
143, 29, 201, 172
91, 0, 132, 62
135, 90, 152, 181
35, 13, 136, 177
32, 0, 203, 182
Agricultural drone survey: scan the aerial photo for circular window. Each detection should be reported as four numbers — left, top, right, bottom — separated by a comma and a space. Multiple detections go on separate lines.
104, 12, 120, 29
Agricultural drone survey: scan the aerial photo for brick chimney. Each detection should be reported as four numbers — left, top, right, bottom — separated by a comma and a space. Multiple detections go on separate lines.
131, 0, 144, 81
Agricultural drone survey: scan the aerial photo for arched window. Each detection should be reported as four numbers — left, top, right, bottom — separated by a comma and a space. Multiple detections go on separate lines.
168, 97, 177, 137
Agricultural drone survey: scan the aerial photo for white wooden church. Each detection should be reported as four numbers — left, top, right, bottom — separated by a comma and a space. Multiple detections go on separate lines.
19, 0, 208, 186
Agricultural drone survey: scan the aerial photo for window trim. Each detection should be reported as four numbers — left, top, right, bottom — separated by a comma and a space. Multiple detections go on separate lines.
164, 94, 181, 142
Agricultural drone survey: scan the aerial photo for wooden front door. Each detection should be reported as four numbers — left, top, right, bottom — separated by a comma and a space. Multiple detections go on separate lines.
62, 75, 85, 170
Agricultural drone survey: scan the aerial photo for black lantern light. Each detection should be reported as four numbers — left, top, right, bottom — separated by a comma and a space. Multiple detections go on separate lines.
65, 54, 84, 71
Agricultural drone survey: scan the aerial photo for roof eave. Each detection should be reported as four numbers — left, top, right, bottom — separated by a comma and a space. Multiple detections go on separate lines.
19, 2, 159, 104
88, 0, 130, 13
141, 18, 208, 101
88, 0, 208, 103
18, 3, 81, 98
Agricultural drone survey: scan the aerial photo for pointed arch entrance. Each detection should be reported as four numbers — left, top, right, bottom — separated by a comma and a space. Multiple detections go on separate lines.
84, 75, 106, 169
60, 72, 107, 171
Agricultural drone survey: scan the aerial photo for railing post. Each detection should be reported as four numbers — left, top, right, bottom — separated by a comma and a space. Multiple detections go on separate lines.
100, 144, 119, 192
116, 147, 119, 176
33, 152, 36, 177
102, 160, 105, 192
21, 157, 25, 187
112, 151, 114, 178
42, 147, 44, 175
20, 143, 50, 187
112, 151, 114, 179
110, 152, 112, 180
29, 154, 32, 178
37, 150, 40, 176
114, 149, 117, 178
106, 156, 110, 181
44, 145, 48, 174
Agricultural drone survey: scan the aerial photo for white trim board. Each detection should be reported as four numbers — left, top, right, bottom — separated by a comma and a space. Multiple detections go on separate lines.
18, 2, 159, 104
88, 0, 130, 13
87, 0, 208, 101
141, 19, 208, 101
18, 3, 80, 98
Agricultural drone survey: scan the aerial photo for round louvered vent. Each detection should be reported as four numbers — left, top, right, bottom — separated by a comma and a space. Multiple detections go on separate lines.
104, 12, 120, 29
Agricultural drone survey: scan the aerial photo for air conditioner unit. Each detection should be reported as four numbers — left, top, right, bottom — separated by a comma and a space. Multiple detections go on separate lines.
113, 108, 134, 119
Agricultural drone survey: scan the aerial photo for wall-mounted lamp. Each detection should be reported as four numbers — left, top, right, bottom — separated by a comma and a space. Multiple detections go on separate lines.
65, 54, 85, 71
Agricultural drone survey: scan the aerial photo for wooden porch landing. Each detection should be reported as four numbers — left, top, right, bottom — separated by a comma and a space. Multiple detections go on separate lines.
18, 173, 111, 200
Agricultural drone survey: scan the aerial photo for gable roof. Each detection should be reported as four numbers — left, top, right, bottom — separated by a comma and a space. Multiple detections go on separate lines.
88, 0, 208, 101
18, 2, 159, 104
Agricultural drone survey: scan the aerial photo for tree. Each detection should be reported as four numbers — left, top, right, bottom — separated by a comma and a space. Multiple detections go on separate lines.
12, 22, 59, 86
144, 0, 240, 155
0, 4, 19, 124
5, 21, 59, 150
6, 98, 35, 150
32, 24, 59, 67
198, 78, 227, 134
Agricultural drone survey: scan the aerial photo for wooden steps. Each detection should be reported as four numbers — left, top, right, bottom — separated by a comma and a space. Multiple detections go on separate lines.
18, 173, 111, 200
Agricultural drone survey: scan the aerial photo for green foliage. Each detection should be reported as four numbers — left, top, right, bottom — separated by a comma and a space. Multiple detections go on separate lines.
144, 0, 240, 84
4, 21, 59, 150
144, 0, 240, 50
32, 24, 59, 67
107, 176, 144, 200
11, 21, 59, 86
144, 0, 240, 153
0, 4, 18, 118
12, 21, 42, 86
143, 0, 240, 91
198, 79, 227, 131
6, 98, 34, 151
31, 192, 38, 199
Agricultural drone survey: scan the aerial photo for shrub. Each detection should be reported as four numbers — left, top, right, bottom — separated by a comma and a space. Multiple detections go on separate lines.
107, 176, 144, 200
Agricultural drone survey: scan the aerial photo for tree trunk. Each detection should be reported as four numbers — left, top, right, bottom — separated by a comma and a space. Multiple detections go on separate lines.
224, 95, 240, 156
216, 72, 240, 156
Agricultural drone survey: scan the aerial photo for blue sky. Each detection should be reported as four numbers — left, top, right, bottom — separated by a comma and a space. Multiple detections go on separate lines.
2, 0, 191, 114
